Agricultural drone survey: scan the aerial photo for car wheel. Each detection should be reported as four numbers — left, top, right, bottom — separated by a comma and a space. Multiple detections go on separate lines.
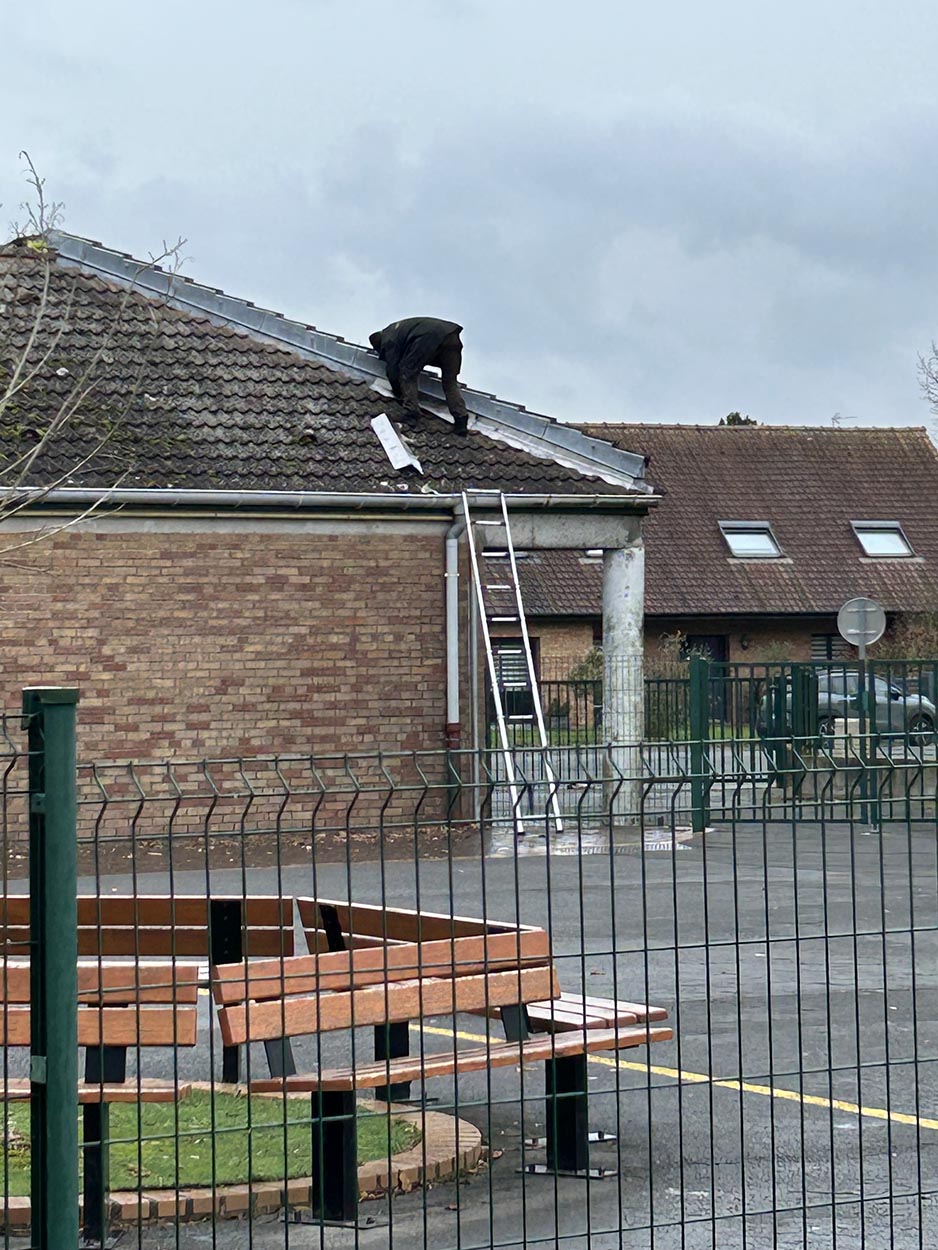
908, 713, 935, 741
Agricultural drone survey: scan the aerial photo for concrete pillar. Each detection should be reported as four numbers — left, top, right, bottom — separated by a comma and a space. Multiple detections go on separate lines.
602, 544, 645, 823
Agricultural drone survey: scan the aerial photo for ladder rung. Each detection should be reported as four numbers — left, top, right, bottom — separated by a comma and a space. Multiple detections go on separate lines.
490, 616, 519, 623
486, 584, 512, 591
475, 520, 504, 527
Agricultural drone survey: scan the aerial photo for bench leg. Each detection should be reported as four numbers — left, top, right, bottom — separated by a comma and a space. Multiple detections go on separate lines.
547, 1052, 590, 1172
522, 1053, 615, 1180
313, 1091, 358, 1222
284, 1090, 384, 1229
81, 1046, 126, 1247
264, 1037, 297, 1079
374, 1022, 412, 1102
500, 1004, 531, 1043
222, 1045, 241, 1084
81, 1103, 112, 1248
210, 898, 244, 1085
372, 1023, 437, 1106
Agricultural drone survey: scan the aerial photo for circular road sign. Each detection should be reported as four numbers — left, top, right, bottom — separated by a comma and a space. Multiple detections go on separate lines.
837, 597, 886, 650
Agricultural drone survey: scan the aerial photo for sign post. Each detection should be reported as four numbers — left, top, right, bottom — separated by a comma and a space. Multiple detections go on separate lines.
837, 598, 886, 828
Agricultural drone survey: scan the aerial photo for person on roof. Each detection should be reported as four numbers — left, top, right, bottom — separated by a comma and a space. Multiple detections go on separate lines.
369, 317, 470, 435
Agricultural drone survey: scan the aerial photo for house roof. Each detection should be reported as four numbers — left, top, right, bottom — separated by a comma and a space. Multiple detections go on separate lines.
0, 232, 649, 500
484, 549, 604, 618
486, 424, 938, 619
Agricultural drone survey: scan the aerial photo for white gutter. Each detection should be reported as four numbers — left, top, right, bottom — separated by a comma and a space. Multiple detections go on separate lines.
1, 486, 651, 514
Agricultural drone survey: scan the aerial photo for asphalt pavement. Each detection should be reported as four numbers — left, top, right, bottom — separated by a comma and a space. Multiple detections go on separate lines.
11, 818, 938, 1249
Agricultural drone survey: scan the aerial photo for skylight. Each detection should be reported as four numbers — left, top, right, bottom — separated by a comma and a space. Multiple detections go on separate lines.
852, 522, 914, 558
719, 522, 782, 559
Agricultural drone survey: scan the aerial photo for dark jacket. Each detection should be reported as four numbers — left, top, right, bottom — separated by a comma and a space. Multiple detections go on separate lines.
369, 318, 463, 390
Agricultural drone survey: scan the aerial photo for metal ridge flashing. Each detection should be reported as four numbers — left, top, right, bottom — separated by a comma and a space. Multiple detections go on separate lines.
46, 231, 650, 492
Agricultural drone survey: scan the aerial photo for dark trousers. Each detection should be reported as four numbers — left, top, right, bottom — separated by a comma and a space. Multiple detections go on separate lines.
396, 333, 469, 429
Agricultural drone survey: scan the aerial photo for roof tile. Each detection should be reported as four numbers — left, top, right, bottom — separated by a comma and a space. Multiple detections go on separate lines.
0, 242, 626, 498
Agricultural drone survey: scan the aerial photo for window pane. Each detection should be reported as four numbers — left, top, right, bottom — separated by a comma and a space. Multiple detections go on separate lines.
722, 528, 780, 557
854, 526, 912, 557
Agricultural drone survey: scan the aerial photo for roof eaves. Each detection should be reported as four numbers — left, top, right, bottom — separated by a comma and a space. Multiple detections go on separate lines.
47, 231, 650, 494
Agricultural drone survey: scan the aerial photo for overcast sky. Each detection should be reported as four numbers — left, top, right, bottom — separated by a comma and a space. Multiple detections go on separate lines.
3, 0, 938, 432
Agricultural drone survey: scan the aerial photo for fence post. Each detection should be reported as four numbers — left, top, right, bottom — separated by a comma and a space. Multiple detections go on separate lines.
23, 686, 80, 1250
689, 657, 710, 833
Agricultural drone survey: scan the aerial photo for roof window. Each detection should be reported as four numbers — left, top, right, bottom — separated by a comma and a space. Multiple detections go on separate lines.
852, 522, 914, 558
719, 522, 782, 559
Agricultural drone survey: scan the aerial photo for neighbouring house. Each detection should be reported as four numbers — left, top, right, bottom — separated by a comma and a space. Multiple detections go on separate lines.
0, 232, 653, 776
485, 423, 938, 676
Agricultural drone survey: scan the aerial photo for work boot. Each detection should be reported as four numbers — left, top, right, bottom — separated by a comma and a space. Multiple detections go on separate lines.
453, 418, 469, 437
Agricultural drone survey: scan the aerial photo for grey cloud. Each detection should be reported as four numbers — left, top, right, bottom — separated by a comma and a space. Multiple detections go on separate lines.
4, 1, 938, 431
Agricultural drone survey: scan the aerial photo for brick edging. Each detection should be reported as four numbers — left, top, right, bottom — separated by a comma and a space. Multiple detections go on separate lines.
0, 1100, 483, 1230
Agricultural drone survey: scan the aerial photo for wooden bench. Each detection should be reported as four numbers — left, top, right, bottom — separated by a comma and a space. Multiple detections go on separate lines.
1, 893, 294, 1083
0, 894, 294, 959
473, 990, 670, 1035
1, 958, 201, 1248
296, 896, 551, 1099
211, 935, 671, 1225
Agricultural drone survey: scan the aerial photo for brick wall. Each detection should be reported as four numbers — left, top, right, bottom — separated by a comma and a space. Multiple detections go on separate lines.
0, 524, 450, 763
646, 616, 839, 662
529, 623, 597, 677
488, 621, 597, 678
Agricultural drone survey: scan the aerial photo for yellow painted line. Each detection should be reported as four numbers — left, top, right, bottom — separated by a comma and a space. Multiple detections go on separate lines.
415, 1023, 938, 1134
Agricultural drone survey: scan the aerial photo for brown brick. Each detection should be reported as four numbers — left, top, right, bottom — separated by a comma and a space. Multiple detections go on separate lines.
142, 1190, 186, 1219
186, 1190, 217, 1216
219, 1184, 254, 1215
1, 526, 457, 829
1, 1196, 31, 1226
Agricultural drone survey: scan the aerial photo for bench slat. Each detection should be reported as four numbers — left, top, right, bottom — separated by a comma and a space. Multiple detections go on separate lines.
0, 896, 295, 958
213, 929, 551, 1003
298, 899, 530, 944
0, 961, 201, 1005
217, 965, 558, 1045
567, 994, 670, 1024
303, 931, 411, 954
75, 896, 293, 927
524, 994, 669, 1032
2, 1078, 193, 1104
1, 1005, 199, 1047
469, 993, 669, 1032
248, 1025, 673, 1093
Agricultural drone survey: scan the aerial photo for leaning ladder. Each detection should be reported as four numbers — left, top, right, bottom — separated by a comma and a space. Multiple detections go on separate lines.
462, 491, 564, 836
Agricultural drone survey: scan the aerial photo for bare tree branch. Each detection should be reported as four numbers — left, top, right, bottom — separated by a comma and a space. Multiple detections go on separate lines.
918, 341, 938, 415
0, 158, 187, 568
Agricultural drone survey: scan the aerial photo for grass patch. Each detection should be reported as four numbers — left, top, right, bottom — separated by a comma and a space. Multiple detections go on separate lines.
0, 1090, 420, 1195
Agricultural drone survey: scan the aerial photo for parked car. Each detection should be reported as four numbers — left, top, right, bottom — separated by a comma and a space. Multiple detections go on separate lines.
757, 671, 937, 738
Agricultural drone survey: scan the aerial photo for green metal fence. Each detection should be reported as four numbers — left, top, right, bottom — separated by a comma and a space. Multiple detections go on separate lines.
503, 658, 938, 744
4, 685, 938, 1249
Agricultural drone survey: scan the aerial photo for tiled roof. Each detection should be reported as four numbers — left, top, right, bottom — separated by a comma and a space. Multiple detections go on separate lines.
0, 237, 644, 498
483, 550, 603, 617
579, 424, 938, 616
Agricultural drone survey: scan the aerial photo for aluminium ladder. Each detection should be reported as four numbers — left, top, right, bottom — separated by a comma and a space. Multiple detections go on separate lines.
462, 491, 564, 836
